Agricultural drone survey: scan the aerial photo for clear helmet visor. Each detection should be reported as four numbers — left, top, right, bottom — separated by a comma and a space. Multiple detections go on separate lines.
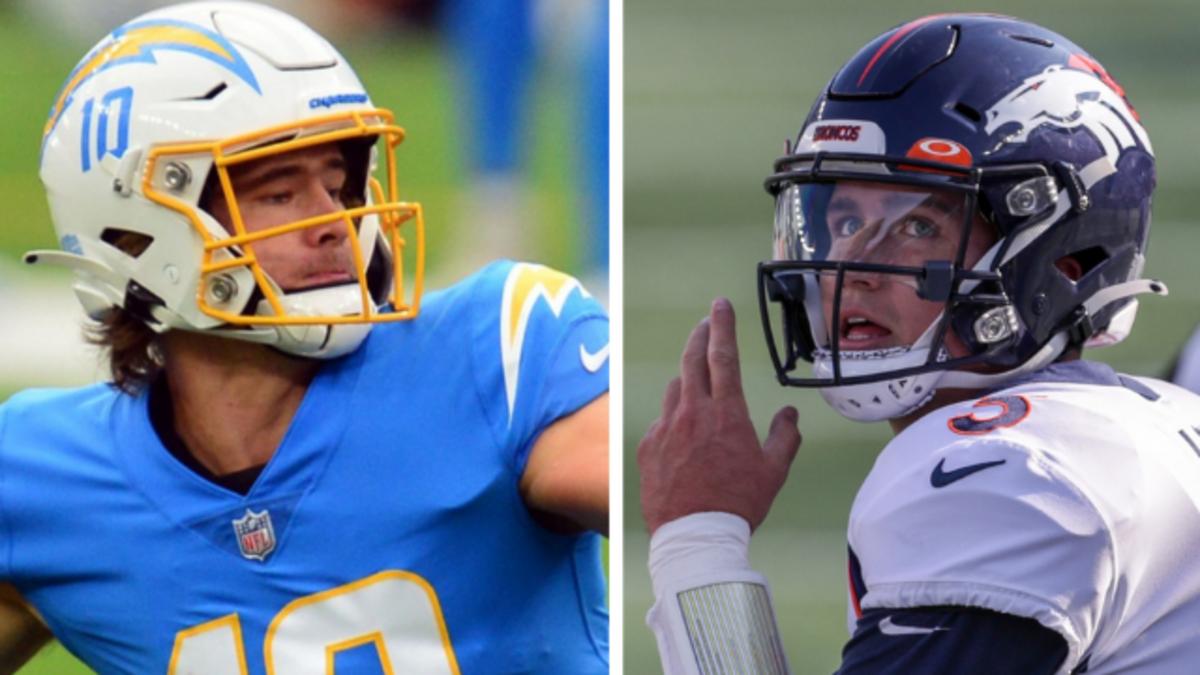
774, 180, 975, 268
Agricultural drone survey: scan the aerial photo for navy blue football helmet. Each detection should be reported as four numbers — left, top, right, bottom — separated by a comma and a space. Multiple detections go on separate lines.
757, 13, 1162, 421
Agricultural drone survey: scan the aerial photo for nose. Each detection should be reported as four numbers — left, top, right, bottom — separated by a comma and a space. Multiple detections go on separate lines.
833, 220, 887, 290
842, 267, 883, 291
819, 265, 881, 312
301, 181, 349, 248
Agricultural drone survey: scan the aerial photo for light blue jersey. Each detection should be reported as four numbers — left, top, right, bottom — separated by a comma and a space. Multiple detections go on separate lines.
0, 261, 609, 674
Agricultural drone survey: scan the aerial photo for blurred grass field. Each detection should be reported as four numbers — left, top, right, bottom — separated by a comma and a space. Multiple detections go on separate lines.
0, 2, 591, 672
625, 0, 1200, 672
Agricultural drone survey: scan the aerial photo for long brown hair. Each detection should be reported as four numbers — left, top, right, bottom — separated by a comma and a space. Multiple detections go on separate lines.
86, 309, 162, 395
84, 226, 169, 394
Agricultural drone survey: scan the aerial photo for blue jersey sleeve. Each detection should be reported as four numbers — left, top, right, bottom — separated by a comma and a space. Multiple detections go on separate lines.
467, 261, 609, 475
0, 404, 10, 580
838, 606, 1069, 675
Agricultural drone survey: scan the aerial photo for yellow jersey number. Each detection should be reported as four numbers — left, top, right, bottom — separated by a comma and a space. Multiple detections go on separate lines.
168, 570, 460, 674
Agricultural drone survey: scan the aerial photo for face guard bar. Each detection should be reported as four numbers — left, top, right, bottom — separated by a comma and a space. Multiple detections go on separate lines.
143, 108, 424, 327
758, 151, 1062, 388
757, 260, 1009, 386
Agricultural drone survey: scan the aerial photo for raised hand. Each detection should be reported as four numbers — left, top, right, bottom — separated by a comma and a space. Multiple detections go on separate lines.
638, 297, 803, 535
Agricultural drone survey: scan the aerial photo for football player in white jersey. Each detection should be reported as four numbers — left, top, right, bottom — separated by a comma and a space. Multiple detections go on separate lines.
639, 14, 1200, 675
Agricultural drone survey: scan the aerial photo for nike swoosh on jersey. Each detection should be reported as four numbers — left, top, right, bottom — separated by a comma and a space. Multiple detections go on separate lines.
579, 343, 609, 373
930, 458, 1007, 488
878, 616, 948, 636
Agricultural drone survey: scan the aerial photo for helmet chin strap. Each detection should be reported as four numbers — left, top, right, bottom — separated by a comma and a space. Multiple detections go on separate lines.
936, 332, 1069, 390
937, 277, 1166, 390
253, 284, 375, 359
272, 323, 371, 359
815, 277, 1166, 422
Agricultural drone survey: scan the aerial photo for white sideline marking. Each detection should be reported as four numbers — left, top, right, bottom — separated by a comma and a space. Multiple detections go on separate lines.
0, 274, 103, 388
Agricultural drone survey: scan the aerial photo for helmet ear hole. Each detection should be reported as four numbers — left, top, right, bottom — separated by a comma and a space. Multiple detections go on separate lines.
99, 228, 154, 258
1057, 246, 1108, 282
1054, 256, 1084, 282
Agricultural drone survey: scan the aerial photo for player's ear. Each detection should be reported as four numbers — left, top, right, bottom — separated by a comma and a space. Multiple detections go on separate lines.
1054, 255, 1084, 282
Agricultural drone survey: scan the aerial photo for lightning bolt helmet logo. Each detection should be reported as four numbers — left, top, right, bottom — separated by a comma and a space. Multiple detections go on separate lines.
44, 19, 261, 143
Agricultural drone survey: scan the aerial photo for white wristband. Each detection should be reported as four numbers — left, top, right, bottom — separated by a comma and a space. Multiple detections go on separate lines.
649, 512, 755, 594
646, 512, 790, 675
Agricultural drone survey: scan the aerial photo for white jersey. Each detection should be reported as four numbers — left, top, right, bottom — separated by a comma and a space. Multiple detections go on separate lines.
849, 361, 1200, 674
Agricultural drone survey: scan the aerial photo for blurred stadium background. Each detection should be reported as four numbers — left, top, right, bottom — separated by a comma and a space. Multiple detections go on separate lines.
0, 0, 604, 672
625, 0, 1200, 672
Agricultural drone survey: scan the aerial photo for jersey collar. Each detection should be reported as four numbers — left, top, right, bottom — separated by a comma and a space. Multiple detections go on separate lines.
993, 359, 1158, 401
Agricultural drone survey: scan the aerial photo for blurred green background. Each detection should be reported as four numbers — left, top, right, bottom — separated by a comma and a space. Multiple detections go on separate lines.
0, 0, 597, 671
625, 0, 1200, 672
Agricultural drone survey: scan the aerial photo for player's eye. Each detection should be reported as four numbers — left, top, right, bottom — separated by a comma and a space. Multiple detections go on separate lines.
899, 216, 938, 239
325, 176, 348, 205
832, 215, 865, 238
262, 190, 293, 205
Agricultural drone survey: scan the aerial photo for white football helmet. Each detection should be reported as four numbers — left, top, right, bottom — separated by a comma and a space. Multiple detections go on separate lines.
31, 1, 425, 359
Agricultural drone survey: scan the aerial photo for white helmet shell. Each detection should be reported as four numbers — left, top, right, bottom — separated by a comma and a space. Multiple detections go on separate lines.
35, 1, 424, 358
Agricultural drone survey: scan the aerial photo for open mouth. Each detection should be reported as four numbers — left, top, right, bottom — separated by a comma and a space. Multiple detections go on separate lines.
841, 315, 893, 344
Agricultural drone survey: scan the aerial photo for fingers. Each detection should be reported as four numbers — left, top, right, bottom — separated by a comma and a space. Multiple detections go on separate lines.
763, 406, 802, 472
661, 377, 682, 419
707, 298, 745, 403
679, 315, 711, 398
635, 420, 659, 468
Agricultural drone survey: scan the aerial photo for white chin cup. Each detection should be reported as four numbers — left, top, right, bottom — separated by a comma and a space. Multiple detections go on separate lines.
258, 284, 374, 359
813, 346, 943, 422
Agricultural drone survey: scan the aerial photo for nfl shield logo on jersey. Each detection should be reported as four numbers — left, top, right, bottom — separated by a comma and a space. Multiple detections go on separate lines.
233, 509, 276, 561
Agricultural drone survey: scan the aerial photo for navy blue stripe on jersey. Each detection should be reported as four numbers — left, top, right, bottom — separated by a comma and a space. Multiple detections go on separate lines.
837, 606, 1067, 675
847, 546, 867, 619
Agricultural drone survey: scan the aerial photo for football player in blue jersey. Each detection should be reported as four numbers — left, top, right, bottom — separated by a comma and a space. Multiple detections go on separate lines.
639, 14, 1200, 675
0, 2, 608, 673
